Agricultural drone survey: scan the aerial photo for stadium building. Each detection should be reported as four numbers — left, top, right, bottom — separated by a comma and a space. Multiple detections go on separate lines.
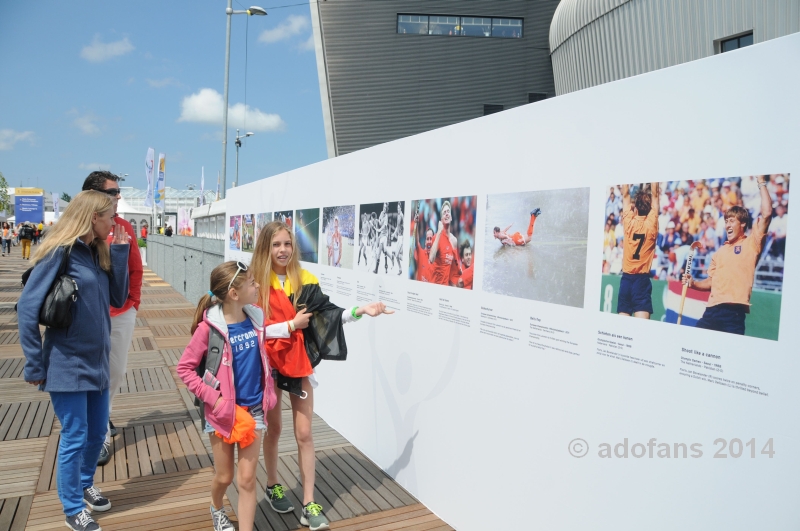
311, 0, 799, 155
310, 0, 560, 157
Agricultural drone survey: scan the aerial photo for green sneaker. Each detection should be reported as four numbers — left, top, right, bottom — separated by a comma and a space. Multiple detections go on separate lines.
266, 484, 294, 513
301, 502, 330, 530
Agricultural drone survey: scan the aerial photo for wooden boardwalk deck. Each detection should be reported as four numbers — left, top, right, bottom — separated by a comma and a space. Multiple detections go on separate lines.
0, 251, 452, 530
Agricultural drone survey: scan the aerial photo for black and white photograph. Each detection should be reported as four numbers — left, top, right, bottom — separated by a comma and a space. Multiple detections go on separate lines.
357, 201, 405, 276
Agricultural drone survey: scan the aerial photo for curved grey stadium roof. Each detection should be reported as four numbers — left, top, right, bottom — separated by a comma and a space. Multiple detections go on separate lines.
549, 0, 632, 52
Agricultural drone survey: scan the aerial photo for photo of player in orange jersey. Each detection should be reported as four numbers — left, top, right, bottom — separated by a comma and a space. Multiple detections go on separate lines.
484, 188, 590, 308
600, 175, 790, 341
408, 196, 477, 289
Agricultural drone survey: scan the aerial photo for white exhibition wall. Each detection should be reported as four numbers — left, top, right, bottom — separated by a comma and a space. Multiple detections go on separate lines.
227, 33, 800, 530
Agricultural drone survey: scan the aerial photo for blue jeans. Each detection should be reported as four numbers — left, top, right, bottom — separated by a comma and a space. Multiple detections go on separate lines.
50, 389, 109, 516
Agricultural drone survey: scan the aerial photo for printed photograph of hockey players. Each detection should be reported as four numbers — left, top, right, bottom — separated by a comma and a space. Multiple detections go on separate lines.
295, 207, 320, 264
242, 214, 255, 253
357, 201, 406, 276
600, 175, 790, 341
321, 205, 355, 269
484, 187, 590, 307
408, 196, 477, 289
255, 212, 273, 245
229, 215, 241, 251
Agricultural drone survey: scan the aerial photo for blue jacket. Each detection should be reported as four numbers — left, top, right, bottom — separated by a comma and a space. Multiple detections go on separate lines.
19, 239, 129, 392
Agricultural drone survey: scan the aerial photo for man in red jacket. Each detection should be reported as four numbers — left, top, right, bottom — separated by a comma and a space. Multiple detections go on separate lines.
82, 171, 143, 465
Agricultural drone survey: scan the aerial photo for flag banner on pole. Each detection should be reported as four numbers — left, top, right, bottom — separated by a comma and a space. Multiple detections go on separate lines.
200, 167, 205, 206
144, 148, 155, 208
155, 153, 166, 212
52, 192, 60, 219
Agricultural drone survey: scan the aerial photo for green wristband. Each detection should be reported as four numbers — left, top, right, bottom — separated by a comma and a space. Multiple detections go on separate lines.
351, 307, 362, 320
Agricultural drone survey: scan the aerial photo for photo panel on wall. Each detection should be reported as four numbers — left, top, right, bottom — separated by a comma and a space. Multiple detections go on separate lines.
229, 215, 241, 251
242, 214, 255, 253
321, 205, 356, 269
408, 196, 477, 289
357, 201, 406, 276
483, 187, 590, 307
295, 207, 320, 264
600, 174, 789, 341
254, 212, 273, 246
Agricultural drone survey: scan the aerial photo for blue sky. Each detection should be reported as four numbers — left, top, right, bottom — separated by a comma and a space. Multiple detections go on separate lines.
0, 0, 326, 196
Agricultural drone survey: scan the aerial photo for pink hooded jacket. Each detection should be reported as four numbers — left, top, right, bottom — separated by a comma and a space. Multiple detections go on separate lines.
177, 304, 277, 438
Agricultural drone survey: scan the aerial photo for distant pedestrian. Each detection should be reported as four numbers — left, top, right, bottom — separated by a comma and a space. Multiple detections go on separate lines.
140, 224, 148, 240
18, 222, 34, 259
165, 225, 173, 237
2, 222, 11, 256
18, 190, 129, 531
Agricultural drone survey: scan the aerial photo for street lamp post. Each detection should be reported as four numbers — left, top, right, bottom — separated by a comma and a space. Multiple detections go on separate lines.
220, 2, 267, 199
234, 129, 254, 188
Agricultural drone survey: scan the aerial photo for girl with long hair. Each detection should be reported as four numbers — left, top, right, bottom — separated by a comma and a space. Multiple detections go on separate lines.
177, 261, 278, 531
18, 190, 129, 531
251, 220, 392, 531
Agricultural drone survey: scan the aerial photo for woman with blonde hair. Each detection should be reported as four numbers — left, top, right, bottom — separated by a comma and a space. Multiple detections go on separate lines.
18, 190, 129, 531
251, 220, 392, 531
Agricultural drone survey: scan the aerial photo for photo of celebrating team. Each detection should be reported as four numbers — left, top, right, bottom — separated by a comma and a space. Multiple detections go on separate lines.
600, 174, 790, 340
357, 201, 405, 276
408, 196, 477, 289
484, 188, 590, 307
321, 205, 355, 269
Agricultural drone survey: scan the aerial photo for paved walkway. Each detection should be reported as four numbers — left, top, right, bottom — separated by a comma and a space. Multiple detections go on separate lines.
0, 249, 452, 530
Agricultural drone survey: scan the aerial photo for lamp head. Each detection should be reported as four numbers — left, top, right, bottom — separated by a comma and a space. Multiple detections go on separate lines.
245, 132, 254, 137
247, 6, 267, 15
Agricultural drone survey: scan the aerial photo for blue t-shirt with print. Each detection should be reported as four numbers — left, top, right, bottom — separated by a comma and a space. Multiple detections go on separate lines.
228, 318, 263, 407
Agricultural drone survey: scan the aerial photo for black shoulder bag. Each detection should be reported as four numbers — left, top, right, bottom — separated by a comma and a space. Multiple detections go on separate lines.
37, 246, 79, 329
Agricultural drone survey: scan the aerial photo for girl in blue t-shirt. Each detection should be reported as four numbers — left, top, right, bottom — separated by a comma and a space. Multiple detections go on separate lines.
177, 261, 277, 531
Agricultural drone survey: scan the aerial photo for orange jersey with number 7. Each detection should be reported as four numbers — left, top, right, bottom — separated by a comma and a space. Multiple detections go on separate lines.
621, 207, 658, 274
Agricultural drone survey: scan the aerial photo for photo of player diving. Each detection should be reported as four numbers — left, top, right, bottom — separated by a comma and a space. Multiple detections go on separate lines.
408, 196, 477, 289
321, 205, 355, 269
483, 188, 590, 307
600, 174, 790, 340
357, 201, 405, 276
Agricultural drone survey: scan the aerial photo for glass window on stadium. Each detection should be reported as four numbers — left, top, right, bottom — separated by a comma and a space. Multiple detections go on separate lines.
397, 14, 428, 35
461, 17, 492, 37
491, 18, 523, 38
397, 15, 523, 39
720, 32, 753, 53
428, 15, 460, 36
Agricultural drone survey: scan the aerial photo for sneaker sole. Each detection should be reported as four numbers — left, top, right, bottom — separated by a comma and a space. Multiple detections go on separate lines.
65, 521, 102, 531
84, 501, 111, 512
267, 499, 294, 514
300, 516, 330, 530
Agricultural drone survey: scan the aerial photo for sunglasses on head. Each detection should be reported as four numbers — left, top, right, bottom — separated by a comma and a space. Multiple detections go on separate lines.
227, 261, 249, 292
101, 188, 121, 196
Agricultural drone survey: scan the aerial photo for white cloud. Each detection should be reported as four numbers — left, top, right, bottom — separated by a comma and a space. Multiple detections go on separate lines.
147, 77, 181, 88
81, 36, 134, 63
0, 129, 34, 151
258, 15, 309, 44
178, 88, 285, 132
297, 34, 315, 52
70, 110, 101, 135
78, 163, 111, 171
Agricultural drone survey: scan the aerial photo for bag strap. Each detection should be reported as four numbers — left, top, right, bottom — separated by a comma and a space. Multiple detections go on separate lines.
205, 326, 225, 377
57, 245, 72, 277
